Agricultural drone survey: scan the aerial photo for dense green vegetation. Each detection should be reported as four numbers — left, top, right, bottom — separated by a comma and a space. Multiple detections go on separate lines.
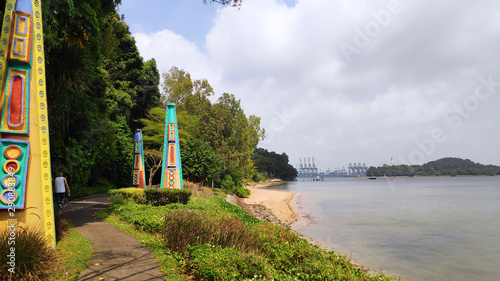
367, 157, 500, 177
253, 148, 298, 181
102, 187, 399, 281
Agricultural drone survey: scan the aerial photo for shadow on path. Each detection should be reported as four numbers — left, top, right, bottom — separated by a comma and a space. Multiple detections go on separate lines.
62, 193, 164, 281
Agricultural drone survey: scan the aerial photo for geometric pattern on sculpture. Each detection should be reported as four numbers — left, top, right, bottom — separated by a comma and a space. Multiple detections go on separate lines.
0, 139, 29, 209
167, 169, 175, 189
168, 143, 175, 167
1, 68, 29, 134
168, 123, 175, 141
133, 170, 139, 185
8, 12, 32, 63
8, 74, 24, 127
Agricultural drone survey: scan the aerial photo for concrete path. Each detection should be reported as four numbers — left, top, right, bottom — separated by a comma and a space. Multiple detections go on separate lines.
62, 193, 165, 281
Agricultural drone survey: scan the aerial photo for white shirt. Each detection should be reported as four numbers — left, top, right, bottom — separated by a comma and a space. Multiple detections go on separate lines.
55, 176, 66, 193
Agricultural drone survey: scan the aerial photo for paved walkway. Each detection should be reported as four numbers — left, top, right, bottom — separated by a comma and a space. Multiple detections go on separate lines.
62, 193, 165, 281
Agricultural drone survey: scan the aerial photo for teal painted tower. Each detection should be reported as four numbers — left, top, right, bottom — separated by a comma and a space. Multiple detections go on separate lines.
160, 103, 183, 189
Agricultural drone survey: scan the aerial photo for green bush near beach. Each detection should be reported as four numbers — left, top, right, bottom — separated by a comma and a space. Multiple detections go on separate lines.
220, 174, 251, 198
104, 187, 399, 281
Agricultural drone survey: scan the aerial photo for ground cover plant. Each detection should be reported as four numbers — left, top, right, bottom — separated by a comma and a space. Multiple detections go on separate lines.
105, 186, 401, 280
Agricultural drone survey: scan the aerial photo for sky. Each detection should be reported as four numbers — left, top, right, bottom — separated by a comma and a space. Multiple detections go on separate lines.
118, 0, 500, 171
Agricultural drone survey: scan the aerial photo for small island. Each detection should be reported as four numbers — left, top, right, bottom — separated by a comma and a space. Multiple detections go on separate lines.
367, 157, 500, 177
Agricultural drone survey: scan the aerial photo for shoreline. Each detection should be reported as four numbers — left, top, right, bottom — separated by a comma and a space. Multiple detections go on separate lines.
300, 174, 499, 179
232, 180, 299, 226
231, 180, 383, 277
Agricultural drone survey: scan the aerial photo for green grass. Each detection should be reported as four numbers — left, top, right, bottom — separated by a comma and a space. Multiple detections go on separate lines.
101, 189, 402, 281
50, 227, 93, 280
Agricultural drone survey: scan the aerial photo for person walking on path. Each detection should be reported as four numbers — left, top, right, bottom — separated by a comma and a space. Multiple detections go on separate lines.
54, 171, 70, 210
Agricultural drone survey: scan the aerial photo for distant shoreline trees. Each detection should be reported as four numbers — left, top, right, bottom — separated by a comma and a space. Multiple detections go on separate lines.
253, 148, 298, 181
367, 157, 500, 177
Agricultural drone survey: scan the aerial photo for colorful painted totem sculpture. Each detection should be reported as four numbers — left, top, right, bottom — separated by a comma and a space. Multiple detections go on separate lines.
131, 129, 146, 189
160, 103, 183, 189
0, 0, 55, 248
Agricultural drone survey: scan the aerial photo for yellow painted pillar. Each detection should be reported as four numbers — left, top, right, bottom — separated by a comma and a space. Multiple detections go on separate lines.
0, 0, 55, 249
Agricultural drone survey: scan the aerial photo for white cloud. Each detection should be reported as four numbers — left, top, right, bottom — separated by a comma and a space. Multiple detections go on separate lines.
130, 0, 500, 169
133, 30, 219, 89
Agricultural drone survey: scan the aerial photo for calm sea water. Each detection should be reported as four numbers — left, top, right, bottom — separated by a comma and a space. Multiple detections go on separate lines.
265, 176, 500, 281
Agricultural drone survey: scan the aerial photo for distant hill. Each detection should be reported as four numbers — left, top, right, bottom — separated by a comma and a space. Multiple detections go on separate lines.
367, 157, 500, 177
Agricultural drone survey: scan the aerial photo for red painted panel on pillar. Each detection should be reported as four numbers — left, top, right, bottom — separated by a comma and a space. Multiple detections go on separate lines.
10, 76, 23, 126
168, 144, 175, 166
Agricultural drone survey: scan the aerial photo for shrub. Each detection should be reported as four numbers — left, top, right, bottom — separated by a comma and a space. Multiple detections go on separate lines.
145, 189, 191, 206
187, 244, 273, 281
108, 187, 146, 204
182, 180, 199, 191
0, 227, 55, 280
183, 180, 214, 198
252, 171, 267, 182
220, 174, 234, 190
162, 210, 262, 252
220, 174, 251, 198
234, 185, 251, 197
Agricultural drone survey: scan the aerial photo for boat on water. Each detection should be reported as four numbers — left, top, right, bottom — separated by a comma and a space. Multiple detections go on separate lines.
368, 176, 376, 180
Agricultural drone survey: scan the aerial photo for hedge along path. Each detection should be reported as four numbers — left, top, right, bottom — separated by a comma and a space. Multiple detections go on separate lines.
62, 193, 164, 281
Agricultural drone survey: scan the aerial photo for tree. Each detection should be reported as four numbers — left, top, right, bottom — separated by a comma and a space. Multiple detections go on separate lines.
202, 0, 242, 7
145, 150, 162, 188
140, 107, 166, 186
160, 67, 264, 179
181, 139, 222, 185
253, 148, 297, 181
212, 93, 264, 177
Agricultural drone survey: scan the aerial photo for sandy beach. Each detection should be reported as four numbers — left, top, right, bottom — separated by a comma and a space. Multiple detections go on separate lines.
229, 180, 299, 226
